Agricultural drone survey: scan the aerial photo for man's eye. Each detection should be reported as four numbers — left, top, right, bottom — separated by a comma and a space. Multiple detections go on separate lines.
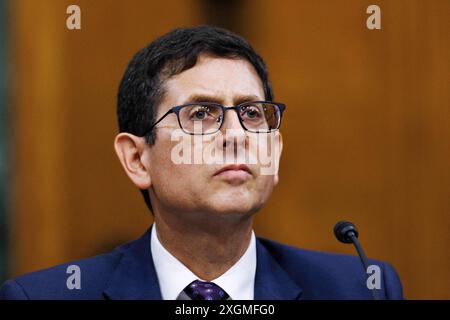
194, 110, 207, 120
241, 106, 262, 119
190, 107, 211, 120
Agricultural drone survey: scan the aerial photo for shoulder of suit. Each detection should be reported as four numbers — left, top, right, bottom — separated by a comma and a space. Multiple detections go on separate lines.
256, 236, 403, 299
3, 240, 133, 299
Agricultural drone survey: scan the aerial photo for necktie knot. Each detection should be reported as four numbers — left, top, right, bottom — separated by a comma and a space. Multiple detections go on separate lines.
180, 280, 230, 300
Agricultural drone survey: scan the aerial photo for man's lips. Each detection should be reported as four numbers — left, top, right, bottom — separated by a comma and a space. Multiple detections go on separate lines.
213, 164, 253, 180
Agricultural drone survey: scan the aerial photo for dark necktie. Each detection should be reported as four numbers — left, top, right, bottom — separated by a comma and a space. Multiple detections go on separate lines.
177, 280, 230, 300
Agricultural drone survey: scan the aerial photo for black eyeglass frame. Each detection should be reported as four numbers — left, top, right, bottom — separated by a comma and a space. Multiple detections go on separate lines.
142, 101, 286, 136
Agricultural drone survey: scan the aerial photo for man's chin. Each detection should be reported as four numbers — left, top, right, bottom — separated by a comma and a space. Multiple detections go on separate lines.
205, 200, 261, 218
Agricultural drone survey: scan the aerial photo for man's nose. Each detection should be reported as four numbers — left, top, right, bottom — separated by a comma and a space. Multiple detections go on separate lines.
220, 108, 244, 133
219, 109, 248, 154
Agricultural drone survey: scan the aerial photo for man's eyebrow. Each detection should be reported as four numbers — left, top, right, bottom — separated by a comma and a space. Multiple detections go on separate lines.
183, 94, 262, 105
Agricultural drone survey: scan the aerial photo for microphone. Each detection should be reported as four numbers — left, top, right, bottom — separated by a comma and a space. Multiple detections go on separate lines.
334, 221, 381, 300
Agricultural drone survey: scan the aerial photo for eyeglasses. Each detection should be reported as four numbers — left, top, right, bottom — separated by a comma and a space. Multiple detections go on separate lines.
143, 101, 286, 135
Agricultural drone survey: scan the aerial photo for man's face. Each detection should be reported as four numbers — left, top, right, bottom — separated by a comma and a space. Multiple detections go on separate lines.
146, 55, 282, 220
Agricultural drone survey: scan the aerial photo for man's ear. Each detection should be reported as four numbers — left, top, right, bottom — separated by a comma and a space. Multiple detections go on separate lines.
114, 133, 152, 189
273, 132, 283, 186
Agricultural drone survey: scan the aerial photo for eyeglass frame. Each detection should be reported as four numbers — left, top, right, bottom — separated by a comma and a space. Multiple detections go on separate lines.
141, 101, 286, 136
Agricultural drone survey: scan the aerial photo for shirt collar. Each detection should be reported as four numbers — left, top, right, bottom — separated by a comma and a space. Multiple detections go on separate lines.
150, 223, 256, 300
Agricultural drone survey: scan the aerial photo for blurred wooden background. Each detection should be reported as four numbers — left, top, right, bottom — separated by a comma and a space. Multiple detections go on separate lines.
5, 0, 449, 299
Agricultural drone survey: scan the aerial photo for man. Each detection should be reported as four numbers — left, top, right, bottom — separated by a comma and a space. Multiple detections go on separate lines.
0, 26, 403, 300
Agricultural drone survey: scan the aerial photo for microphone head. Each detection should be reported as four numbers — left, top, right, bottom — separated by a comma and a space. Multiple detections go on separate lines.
334, 221, 359, 244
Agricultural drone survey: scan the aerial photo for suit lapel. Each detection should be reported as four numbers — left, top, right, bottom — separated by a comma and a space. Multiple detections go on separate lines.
103, 226, 162, 300
254, 238, 303, 300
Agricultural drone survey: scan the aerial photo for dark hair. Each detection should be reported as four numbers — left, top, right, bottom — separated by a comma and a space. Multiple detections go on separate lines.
117, 25, 273, 213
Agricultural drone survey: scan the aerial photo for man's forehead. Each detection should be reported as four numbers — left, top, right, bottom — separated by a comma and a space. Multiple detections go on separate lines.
178, 92, 262, 105
160, 56, 265, 108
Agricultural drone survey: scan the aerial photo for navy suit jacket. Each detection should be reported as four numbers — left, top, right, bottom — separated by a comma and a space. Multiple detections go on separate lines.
0, 226, 403, 300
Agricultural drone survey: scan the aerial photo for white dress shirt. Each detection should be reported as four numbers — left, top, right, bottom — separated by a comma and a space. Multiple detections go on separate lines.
150, 223, 256, 300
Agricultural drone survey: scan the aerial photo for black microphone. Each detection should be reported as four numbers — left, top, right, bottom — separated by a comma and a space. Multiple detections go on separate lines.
334, 221, 381, 300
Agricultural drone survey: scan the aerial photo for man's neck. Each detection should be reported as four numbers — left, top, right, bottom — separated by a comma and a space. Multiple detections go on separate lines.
154, 213, 254, 281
